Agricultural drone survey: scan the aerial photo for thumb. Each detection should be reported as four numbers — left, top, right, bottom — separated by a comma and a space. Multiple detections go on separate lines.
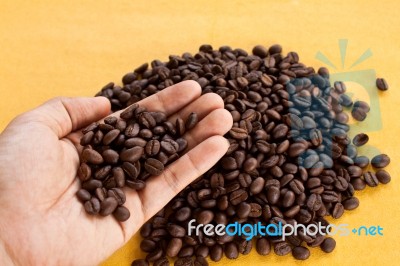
12, 97, 111, 138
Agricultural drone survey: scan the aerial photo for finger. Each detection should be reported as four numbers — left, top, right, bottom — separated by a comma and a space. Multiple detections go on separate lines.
12, 96, 111, 138
183, 108, 233, 151
168, 92, 224, 122
123, 135, 229, 223
110, 80, 201, 118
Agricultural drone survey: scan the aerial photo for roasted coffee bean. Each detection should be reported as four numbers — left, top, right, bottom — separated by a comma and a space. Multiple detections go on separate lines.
236, 202, 251, 218
332, 203, 344, 219
167, 224, 186, 237
102, 149, 119, 164
84, 198, 101, 215
224, 242, 239, 259
210, 245, 223, 262
145, 140, 161, 156
76, 189, 91, 202
320, 237, 336, 253
185, 112, 199, 130
131, 259, 149, 266
351, 107, 367, 121
82, 149, 104, 165
153, 257, 169, 266
376, 78, 389, 91
100, 197, 119, 216
103, 129, 120, 145
82, 179, 102, 191
229, 127, 248, 139
256, 238, 271, 255
292, 246, 310, 260
364, 171, 379, 187
120, 146, 144, 163
371, 154, 390, 168
113, 206, 130, 221
376, 169, 391, 184
229, 189, 248, 205
274, 242, 292, 256
166, 238, 183, 257
250, 177, 265, 195
144, 158, 164, 176
161, 139, 179, 154
95, 187, 107, 201
342, 197, 359, 210
194, 256, 208, 266
78, 163, 92, 182
354, 156, 369, 168
108, 188, 126, 205
353, 133, 369, 147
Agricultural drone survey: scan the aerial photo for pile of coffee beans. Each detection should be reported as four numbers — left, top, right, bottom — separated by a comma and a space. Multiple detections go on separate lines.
76, 103, 198, 221
94, 44, 391, 265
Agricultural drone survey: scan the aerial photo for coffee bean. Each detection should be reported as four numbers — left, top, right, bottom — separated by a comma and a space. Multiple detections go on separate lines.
161, 139, 179, 154
229, 127, 248, 139
274, 242, 292, 256
120, 146, 144, 163
145, 140, 161, 156
82, 149, 104, 165
353, 133, 369, 147
84, 198, 101, 215
194, 256, 208, 266
113, 206, 130, 221
210, 245, 223, 262
78, 163, 92, 181
166, 238, 183, 257
131, 259, 149, 266
174, 257, 192, 266
76, 189, 91, 202
376, 169, 391, 184
364, 171, 379, 187
351, 107, 367, 121
256, 238, 271, 255
292, 246, 310, 260
103, 129, 120, 145
229, 189, 248, 205
320, 237, 336, 253
224, 242, 239, 259
376, 78, 389, 91
102, 149, 119, 164
185, 112, 199, 130
100, 197, 119, 216
351, 178, 366, 190
153, 257, 169, 266
332, 203, 344, 219
107, 188, 126, 205
371, 154, 390, 168
144, 158, 164, 176
342, 197, 359, 210
82, 179, 102, 191
354, 156, 369, 168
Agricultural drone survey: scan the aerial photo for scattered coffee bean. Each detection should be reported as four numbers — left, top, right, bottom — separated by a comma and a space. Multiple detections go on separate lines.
376, 78, 389, 91
353, 133, 369, 147
292, 246, 310, 260
371, 154, 390, 168
320, 237, 336, 253
376, 169, 391, 184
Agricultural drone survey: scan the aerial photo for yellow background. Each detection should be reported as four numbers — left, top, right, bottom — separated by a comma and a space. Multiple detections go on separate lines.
1, 0, 399, 265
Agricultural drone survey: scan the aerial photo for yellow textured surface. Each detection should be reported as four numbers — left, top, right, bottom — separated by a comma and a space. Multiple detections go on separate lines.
1, 0, 399, 265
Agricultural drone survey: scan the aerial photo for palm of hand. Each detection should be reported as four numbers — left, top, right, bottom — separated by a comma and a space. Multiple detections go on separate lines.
0, 81, 232, 265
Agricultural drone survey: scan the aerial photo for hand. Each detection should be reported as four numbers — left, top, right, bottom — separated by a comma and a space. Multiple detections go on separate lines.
0, 81, 233, 265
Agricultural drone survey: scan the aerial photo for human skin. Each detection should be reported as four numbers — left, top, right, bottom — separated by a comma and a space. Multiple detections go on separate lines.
0, 81, 233, 265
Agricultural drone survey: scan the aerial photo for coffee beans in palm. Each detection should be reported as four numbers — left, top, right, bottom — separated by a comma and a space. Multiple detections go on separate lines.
93, 44, 392, 263
76, 104, 198, 221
